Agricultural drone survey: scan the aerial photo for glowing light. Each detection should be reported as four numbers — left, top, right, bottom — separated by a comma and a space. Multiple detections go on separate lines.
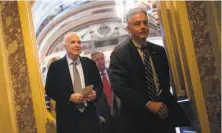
115, 0, 137, 24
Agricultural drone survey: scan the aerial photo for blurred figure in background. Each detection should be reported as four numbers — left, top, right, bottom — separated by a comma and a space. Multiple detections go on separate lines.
45, 56, 60, 129
91, 51, 120, 133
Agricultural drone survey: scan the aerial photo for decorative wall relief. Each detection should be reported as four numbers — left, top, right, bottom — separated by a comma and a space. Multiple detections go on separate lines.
47, 22, 129, 55
165, 8, 188, 99
97, 23, 111, 37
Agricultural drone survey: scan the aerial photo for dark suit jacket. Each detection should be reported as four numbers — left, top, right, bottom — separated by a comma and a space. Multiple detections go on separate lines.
109, 40, 190, 133
95, 69, 121, 133
107, 69, 121, 117
96, 69, 121, 119
45, 56, 102, 133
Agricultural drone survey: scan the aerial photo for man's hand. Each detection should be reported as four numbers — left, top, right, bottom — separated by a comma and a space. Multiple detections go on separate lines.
99, 116, 106, 123
146, 101, 169, 119
69, 93, 84, 103
86, 90, 96, 101
51, 120, 56, 127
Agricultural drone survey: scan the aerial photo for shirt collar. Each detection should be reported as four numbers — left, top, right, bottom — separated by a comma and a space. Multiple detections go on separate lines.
132, 39, 147, 49
100, 69, 108, 75
66, 55, 81, 65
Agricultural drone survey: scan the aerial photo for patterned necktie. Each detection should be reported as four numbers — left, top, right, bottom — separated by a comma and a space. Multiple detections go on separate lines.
73, 62, 85, 110
101, 71, 112, 107
141, 46, 159, 101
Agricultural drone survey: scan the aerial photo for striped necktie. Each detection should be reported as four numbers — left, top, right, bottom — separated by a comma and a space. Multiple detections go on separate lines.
141, 46, 159, 101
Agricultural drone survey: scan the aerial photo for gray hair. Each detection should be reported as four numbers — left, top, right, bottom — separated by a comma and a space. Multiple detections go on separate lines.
125, 7, 148, 23
62, 32, 80, 45
47, 56, 60, 69
91, 51, 104, 59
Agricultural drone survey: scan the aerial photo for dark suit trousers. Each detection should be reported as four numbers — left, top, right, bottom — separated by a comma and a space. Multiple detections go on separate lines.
57, 107, 101, 133
100, 116, 120, 133
75, 109, 101, 133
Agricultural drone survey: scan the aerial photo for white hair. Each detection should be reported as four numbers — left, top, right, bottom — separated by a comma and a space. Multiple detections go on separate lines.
62, 32, 80, 45
126, 7, 148, 23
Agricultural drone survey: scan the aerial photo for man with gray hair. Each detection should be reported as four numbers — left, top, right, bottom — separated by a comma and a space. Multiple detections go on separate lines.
91, 51, 121, 133
45, 32, 103, 133
109, 7, 190, 133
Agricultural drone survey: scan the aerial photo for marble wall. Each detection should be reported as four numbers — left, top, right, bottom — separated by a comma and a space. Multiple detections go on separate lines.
186, 1, 221, 133
0, 1, 37, 133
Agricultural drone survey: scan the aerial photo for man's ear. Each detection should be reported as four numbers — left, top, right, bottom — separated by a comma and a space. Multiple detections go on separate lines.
126, 26, 130, 34
64, 43, 67, 49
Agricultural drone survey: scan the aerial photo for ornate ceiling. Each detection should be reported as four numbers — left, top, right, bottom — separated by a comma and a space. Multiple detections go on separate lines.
31, 0, 161, 64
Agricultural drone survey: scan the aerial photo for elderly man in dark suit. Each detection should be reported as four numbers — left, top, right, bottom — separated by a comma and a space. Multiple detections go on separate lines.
45, 32, 102, 133
109, 7, 190, 133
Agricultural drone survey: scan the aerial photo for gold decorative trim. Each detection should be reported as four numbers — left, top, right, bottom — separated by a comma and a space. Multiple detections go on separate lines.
160, 1, 211, 133
159, 2, 187, 98
177, 1, 211, 133
186, 1, 221, 132
0, 3, 18, 132
1, 1, 37, 133
18, 1, 47, 133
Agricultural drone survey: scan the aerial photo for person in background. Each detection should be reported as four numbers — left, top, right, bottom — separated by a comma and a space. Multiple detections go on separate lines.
91, 51, 120, 133
45, 56, 60, 129
45, 32, 103, 133
109, 7, 190, 133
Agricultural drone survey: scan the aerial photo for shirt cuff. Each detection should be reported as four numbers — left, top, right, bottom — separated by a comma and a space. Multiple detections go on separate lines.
145, 101, 151, 108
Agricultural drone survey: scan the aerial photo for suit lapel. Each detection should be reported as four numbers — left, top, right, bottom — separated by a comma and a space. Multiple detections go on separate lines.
128, 40, 145, 77
107, 68, 114, 110
79, 57, 88, 86
146, 42, 158, 74
107, 68, 121, 116
61, 56, 73, 92
147, 42, 156, 61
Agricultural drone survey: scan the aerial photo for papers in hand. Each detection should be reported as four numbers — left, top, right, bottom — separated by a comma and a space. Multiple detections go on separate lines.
82, 85, 94, 97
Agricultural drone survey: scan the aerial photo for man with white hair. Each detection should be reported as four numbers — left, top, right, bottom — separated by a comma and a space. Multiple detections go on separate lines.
45, 32, 102, 133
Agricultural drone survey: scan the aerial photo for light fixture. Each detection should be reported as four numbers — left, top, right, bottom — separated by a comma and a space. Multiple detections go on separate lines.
115, 0, 138, 25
